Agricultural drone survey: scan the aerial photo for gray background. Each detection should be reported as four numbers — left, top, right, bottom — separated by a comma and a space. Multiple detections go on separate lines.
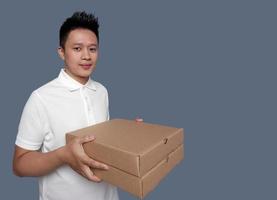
0, 0, 276, 199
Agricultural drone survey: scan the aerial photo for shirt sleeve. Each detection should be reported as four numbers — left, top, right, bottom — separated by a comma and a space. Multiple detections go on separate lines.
15, 91, 48, 150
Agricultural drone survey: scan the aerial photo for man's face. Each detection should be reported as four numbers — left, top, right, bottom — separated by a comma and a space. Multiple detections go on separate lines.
58, 28, 99, 84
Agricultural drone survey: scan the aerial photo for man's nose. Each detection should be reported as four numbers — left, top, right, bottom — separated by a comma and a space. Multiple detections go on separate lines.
81, 49, 91, 60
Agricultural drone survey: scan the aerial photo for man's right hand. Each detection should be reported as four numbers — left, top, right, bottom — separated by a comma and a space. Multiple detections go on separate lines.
60, 135, 109, 182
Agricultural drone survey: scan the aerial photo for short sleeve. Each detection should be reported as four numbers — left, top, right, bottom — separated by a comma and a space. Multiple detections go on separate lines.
15, 91, 48, 150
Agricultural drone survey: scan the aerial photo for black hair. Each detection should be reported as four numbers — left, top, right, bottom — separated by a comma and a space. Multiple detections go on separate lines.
59, 11, 99, 48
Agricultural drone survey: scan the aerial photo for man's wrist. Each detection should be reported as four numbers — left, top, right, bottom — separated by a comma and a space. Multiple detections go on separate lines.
56, 146, 68, 165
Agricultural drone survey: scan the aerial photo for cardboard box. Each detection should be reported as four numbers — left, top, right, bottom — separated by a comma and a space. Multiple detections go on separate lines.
66, 119, 184, 199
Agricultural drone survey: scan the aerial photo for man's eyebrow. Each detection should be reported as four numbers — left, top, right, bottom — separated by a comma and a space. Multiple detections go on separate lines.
72, 42, 98, 46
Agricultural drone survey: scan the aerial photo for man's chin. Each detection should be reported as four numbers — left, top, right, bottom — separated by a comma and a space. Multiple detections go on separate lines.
79, 71, 93, 78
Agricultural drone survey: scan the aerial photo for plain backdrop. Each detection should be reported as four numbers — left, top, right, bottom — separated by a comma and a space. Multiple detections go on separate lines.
1, 0, 276, 199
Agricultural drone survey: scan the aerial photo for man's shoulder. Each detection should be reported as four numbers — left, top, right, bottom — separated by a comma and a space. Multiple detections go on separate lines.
34, 77, 63, 96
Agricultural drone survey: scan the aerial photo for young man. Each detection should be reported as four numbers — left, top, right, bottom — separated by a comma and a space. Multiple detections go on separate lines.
13, 11, 119, 200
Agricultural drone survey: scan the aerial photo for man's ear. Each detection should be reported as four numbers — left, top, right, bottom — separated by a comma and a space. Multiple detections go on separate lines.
58, 47, 65, 60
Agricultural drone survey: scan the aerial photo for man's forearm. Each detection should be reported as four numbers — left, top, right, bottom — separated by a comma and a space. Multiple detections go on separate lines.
13, 135, 106, 181
13, 146, 66, 177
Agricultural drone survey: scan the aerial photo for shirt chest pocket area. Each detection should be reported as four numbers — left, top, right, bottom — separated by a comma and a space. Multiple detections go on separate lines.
90, 100, 108, 122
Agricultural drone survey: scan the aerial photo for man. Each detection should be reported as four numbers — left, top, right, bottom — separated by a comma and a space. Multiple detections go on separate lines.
13, 11, 119, 200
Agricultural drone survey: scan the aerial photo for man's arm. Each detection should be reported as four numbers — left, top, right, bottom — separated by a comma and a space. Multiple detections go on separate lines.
13, 135, 108, 182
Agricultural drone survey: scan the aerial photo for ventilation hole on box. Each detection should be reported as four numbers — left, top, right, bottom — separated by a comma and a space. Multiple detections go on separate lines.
164, 138, 168, 144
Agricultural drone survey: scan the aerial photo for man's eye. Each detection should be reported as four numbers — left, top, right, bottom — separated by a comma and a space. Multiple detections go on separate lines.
73, 47, 81, 51
90, 48, 97, 52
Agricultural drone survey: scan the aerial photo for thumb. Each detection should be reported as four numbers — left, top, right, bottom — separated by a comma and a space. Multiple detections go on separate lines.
79, 135, 95, 144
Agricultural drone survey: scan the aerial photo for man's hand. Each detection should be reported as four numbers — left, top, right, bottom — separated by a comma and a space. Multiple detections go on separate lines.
60, 135, 109, 182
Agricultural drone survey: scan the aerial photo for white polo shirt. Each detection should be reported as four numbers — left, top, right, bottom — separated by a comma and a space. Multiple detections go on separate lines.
16, 69, 119, 200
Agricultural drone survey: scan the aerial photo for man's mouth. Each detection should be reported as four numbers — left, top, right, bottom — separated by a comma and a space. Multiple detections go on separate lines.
79, 64, 92, 70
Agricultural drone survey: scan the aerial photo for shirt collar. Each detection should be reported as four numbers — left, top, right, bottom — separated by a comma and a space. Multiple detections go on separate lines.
58, 68, 97, 92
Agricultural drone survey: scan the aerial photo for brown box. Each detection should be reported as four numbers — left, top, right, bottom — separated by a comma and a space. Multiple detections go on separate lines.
66, 119, 184, 199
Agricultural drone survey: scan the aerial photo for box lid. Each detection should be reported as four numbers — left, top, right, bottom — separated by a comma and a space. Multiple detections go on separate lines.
66, 119, 184, 177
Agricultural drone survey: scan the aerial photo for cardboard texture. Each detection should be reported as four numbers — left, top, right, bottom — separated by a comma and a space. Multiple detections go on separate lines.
66, 119, 184, 199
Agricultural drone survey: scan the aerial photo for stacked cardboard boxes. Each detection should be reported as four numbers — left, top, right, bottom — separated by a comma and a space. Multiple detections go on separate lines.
66, 119, 184, 199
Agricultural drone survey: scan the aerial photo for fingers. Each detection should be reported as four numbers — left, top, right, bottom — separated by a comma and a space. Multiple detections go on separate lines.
83, 156, 109, 170
68, 134, 108, 182
75, 135, 108, 170
78, 135, 95, 144
81, 165, 101, 182
135, 117, 143, 122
